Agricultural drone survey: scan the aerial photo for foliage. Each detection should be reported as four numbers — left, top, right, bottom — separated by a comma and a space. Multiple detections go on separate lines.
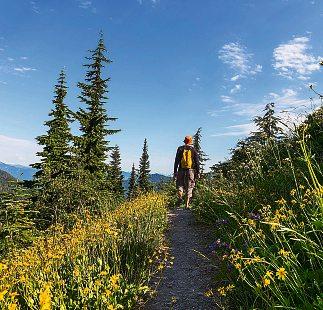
109, 146, 125, 198
31, 70, 73, 182
0, 181, 36, 258
0, 193, 168, 309
75, 34, 119, 187
128, 164, 138, 200
193, 127, 209, 174
193, 105, 323, 309
138, 139, 152, 193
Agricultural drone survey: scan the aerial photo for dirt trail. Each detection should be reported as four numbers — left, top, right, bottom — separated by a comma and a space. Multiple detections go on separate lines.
144, 207, 219, 310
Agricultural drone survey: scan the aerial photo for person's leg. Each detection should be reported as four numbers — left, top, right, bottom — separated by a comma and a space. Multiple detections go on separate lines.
176, 170, 184, 207
186, 170, 195, 209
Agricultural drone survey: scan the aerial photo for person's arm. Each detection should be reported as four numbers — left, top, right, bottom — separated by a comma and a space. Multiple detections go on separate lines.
174, 147, 181, 175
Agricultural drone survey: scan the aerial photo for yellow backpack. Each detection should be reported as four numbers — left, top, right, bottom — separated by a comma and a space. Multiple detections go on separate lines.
181, 148, 193, 169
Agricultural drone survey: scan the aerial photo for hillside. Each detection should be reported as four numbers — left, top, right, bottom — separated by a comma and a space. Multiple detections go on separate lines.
0, 169, 15, 192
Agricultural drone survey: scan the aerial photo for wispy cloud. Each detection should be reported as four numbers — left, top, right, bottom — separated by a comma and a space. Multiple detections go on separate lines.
138, 0, 160, 5
0, 135, 40, 165
218, 42, 262, 80
76, 0, 97, 12
30, 1, 40, 14
14, 67, 37, 73
273, 36, 321, 80
220, 95, 235, 103
78, 0, 92, 9
230, 84, 241, 94
212, 122, 257, 137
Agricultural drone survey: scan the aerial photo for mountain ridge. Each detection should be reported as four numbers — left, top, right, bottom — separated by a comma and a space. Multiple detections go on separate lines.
0, 162, 170, 183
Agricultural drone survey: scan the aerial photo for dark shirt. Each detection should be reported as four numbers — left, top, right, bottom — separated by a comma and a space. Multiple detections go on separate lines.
174, 145, 200, 175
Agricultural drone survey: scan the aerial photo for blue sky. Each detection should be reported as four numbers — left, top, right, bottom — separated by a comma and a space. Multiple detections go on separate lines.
0, 0, 322, 174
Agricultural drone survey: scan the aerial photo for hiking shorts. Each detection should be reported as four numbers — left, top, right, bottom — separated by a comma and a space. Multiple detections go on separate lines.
176, 169, 195, 199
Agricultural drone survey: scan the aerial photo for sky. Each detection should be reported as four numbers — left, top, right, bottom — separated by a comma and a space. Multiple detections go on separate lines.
0, 0, 323, 174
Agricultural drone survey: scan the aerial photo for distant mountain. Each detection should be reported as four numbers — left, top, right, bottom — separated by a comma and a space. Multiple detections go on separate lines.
122, 173, 171, 191
0, 162, 171, 185
0, 162, 36, 181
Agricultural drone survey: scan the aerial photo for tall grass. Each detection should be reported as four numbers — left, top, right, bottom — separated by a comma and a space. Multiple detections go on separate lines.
192, 113, 323, 309
0, 193, 168, 309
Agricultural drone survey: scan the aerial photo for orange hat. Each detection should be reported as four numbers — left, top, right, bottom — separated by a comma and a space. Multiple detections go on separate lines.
184, 135, 193, 145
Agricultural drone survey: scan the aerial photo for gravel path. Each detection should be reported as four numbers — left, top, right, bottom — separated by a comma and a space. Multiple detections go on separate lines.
144, 207, 219, 310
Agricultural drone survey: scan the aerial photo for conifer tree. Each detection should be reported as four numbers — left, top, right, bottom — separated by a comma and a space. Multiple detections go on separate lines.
75, 34, 119, 184
32, 70, 73, 182
252, 103, 281, 143
128, 163, 137, 200
138, 139, 151, 192
109, 145, 124, 196
193, 127, 209, 175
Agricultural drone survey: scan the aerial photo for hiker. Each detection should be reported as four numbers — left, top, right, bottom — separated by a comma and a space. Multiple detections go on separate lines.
173, 135, 200, 208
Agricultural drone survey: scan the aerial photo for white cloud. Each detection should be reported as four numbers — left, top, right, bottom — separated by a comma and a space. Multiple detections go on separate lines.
273, 36, 321, 80
230, 74, 240, 81
138, 0, 159, 4
0, 135, 40, 165
230, 84, 241, 94
7, 57, 14, 61
221, 95, 235, 103
0, 81, 7, 85
0, 48, 4, 52
77, 0, 92, 9
14, 67, 37, 73
30, 1, 40, 13
218, 42, 262, 77
20, 56, 28, 60
212, 122, 257, 137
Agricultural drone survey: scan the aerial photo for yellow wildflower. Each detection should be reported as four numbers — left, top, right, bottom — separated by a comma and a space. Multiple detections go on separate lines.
204, 289, 213, 297
248, 219, 256, 227
73, 268, 80, 277
8, 304, 18, 310
100, 271, 108, 276
107, 304, 116, 310
105, 289, 112, 297
0, 290, 8, 301
39, 284, 51, 310
278, 249, 290, 257
248, 248, 255, 255
262, 277, 270, 287
276, 198, 287, 205
217, 286, 226, 296
265, 270, 273, 278
234, 263, 241, 270
276, 267, 287, 280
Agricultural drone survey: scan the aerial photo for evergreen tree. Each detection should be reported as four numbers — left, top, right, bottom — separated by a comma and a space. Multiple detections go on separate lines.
128, 163, 137, 200
109, 145, 124, 196
138, 139, 151, 192
75, 34, 119, 184
193, 127, 209, 174
31, 70, 73, 182
252, 103, 281, 143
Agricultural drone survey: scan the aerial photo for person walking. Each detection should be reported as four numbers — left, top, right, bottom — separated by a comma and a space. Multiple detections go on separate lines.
173, 135, 200, 209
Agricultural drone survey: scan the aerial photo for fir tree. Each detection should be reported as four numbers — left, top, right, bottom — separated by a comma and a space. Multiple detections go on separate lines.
76, 34, 119, 183
252, 103, 281, 143
109, 145, 124, 196
138, 139, 151, 192
193, 127, 209, 175
31, 70, 73, 181
128, 163, 137, 200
